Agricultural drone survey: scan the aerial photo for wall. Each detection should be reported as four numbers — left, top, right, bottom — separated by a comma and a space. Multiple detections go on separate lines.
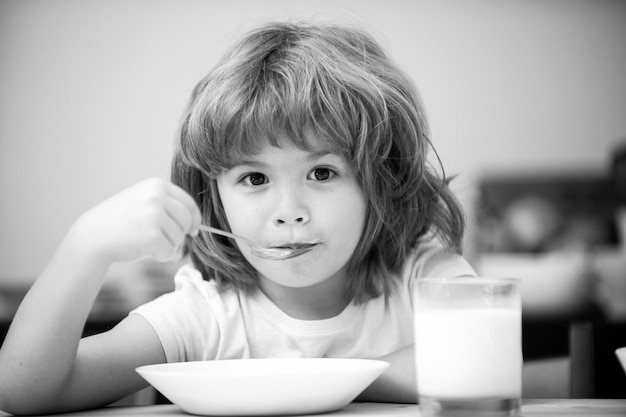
1, 0, 625, 284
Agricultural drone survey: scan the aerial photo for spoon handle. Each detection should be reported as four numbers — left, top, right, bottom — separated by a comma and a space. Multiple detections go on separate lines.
198, 225, 253, 245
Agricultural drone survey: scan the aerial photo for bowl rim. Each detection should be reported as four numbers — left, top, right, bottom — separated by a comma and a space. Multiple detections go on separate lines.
136, 357, 390, 376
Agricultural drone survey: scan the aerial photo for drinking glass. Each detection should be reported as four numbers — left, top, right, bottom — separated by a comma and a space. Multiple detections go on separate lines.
414, 277, 522, 417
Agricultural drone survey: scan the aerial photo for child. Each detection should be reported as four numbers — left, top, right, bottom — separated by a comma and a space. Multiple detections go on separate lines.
0, 22, 476, 414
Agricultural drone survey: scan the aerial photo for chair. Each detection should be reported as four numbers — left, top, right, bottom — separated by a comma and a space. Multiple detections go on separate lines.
570, 320, 626, 398
521, 305, 603, 398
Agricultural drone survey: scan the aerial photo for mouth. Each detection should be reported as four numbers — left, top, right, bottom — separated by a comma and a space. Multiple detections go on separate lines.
271, 242, 319, 251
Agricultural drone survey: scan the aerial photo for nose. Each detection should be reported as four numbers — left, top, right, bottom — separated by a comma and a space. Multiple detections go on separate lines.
273, 187, 310, 226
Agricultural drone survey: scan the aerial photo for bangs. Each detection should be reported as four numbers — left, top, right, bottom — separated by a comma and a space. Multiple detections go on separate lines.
212, 70, 357, 169
179, 23, 401, 178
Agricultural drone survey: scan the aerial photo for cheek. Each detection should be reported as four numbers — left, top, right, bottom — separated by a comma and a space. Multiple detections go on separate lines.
331, 189, 367, 234
222, 200, 253, 230
216, 185, 257, 233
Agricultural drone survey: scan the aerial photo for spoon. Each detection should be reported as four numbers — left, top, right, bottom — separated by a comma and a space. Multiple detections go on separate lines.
198, 225, 313, 260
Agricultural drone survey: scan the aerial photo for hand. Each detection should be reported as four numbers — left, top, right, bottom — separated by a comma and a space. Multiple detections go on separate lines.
70, 178, 201, 263
358, 345, 417, 403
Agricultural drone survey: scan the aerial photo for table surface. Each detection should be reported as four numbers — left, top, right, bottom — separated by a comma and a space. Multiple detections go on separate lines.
1, 400, 625, 417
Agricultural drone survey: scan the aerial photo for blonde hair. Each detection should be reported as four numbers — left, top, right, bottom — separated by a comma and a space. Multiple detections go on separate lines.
171, 22, 465, 302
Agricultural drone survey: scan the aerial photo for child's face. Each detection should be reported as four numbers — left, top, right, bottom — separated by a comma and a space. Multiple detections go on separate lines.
216, 133, 367, 290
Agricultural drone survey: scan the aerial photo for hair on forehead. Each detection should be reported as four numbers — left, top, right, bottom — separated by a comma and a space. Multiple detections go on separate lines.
180, 22, 419, 175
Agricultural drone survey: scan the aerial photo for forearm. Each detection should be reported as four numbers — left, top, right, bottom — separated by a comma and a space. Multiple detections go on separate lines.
0, 226, 110, 409
357, 345, 417, 403
0, 180, 199, 414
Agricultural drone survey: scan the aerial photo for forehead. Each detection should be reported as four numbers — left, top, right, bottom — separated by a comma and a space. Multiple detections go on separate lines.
225, 129, 347, 166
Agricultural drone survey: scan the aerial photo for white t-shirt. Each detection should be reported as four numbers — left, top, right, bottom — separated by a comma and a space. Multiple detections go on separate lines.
131, 242, 475, 363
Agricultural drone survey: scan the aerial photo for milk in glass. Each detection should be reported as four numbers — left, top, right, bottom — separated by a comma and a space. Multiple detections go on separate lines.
415, 309, 521, 398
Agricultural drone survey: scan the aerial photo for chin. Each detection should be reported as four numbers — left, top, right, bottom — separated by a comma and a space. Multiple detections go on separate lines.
245, 246, 351, 286
257, 268, 329, 288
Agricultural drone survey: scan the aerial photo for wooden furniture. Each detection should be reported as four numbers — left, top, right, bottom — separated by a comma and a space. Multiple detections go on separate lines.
570, 320, 626, 398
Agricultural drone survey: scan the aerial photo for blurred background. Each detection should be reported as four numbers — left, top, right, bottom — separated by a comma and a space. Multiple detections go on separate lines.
1, 0, 626, 397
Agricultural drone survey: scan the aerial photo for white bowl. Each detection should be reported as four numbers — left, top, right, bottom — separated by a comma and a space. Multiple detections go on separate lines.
136, 358, 389, 416
616, 347, 626, 374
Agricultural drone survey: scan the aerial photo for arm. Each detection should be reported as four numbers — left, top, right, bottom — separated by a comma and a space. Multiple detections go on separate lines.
357, 344, 417, 404
0, 179, 200, 415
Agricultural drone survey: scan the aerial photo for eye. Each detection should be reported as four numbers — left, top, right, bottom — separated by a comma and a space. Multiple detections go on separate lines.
309, 167, 336, 182
242, 172, 268, 186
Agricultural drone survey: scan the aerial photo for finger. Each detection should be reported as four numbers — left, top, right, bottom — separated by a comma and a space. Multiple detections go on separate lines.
164, 183, 202, 235
164, 197, 194, 236
150, 217, 186, 261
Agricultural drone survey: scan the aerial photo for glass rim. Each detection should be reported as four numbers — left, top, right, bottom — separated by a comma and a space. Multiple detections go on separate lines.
416, 277, 520, 285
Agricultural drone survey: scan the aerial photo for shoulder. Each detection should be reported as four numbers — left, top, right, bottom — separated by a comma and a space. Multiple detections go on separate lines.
172, 263, 219, 295
170, 263, 243, 307
384, 238, 476, 304
404, 238, 476, 281
130, 264, 248, 362
133, 263, 242, 319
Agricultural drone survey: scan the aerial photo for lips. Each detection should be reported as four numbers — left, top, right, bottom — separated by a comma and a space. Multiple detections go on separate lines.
272, 242, 318, 251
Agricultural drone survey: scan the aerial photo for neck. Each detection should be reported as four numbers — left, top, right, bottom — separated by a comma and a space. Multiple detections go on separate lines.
258, 274, 351, 320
